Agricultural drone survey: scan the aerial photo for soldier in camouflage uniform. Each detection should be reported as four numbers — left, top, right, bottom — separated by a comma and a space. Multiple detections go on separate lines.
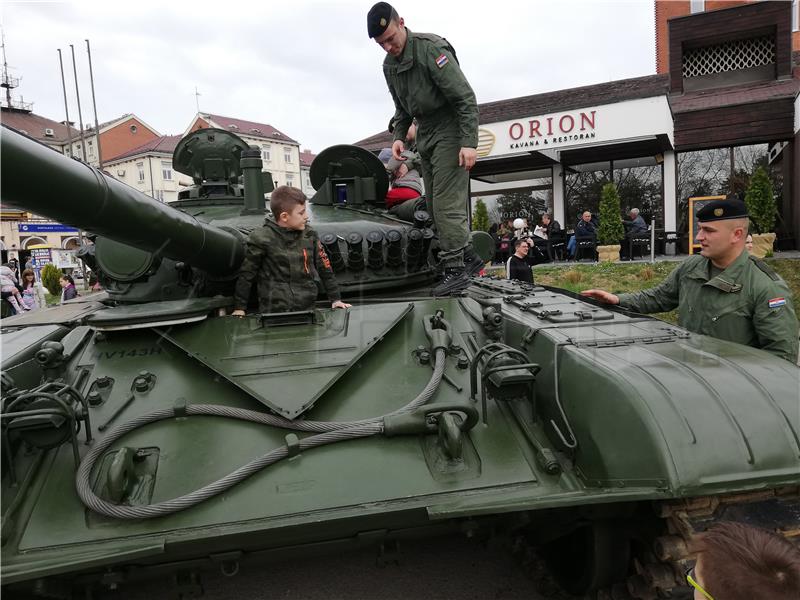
582, 198, 799, 364
368, 2, 480, 295
232, 186, 350, 315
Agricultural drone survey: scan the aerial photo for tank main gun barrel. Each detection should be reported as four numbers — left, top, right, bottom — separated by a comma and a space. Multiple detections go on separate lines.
1, 126, 244, 276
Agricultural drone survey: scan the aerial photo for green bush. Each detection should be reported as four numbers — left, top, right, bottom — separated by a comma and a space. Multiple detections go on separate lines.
744, 166, 776, 234
41, 263, 62, 296
472, 198, 490, 232
596, 183, 625, 245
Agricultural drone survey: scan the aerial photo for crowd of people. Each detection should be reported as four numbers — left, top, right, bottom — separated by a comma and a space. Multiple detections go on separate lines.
487, 208, 645, 283
0, 257, 98, 317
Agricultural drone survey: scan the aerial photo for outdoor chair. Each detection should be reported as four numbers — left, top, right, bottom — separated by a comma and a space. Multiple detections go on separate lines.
575, 232, 597, 261
547, 231, 567, 261
627, 230, 651, 260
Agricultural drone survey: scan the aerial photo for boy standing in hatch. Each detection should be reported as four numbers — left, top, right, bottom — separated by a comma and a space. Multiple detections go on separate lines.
232, 186, 351, 315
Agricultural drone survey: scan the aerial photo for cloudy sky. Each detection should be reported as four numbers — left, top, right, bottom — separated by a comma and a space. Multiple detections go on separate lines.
2, 0, 655, 152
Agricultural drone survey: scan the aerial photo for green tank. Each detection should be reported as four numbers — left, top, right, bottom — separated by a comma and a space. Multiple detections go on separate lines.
1, 125, 798, 600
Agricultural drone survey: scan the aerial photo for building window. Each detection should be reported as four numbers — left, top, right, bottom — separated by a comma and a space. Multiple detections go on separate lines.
162, 161, 172, 181
794, 0, 799, 33
262, 145, 271, 162
469, 169, 552, 229
286, 174, 294, 188
565, 162, 611, 224
690, 0, 704, 14
137, 162, 145, 183
284, 147, 292, 163
683, 36, 775, 79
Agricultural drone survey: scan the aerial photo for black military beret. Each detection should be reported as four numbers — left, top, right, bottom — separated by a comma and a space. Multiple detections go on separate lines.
697, 198, 749, 222
367, 2, 395, 38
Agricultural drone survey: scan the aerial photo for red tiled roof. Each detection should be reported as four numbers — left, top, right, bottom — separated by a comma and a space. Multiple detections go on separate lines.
670, 78, 800, 114
202, 113, 298, 145
1, 107, 81, 144
107, 135, 182, 162
353, 73, 671, 151
299, 149, 316, 167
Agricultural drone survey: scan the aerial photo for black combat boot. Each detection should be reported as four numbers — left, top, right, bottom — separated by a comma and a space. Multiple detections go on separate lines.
463, 247, 485, 277
431, 267, 470, 296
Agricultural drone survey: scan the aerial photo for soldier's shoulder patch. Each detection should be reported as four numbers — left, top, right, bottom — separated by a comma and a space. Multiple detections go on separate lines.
748, 255, 780, 281
435, 53, 449, 68
768, 297, 787, 309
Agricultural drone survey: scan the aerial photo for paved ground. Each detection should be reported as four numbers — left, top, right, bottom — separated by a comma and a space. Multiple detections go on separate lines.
100, 535, 551, 600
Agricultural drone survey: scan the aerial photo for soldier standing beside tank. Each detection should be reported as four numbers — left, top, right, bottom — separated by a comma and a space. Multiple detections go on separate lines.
368, 2, 480, 296
582, 198, 799, 363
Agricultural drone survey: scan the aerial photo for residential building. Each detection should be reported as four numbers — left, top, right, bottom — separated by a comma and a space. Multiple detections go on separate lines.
2, 106, 98, 165
86, 113, 161, 163
1, 108, 160, 168
300, 149, 317, 196
185, 113, 301, 190
105, 135, 190, 203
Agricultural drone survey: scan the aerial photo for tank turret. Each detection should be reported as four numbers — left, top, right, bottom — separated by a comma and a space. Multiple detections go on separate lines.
1, 126, 452, 304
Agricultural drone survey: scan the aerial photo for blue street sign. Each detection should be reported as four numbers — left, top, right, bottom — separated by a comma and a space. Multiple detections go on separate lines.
18, 223, 79, 233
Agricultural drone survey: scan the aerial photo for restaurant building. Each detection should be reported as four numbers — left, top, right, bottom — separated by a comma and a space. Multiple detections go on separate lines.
355, 2, 800, 251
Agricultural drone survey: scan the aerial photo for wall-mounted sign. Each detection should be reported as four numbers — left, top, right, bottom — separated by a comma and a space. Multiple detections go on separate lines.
477, 96, 674, 159
18, 223, 79, 233
52, 249, 79, 269
29, 247, 52, 267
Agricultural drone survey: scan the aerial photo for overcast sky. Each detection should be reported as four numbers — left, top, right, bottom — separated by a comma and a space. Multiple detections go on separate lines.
2, 0, 655, 152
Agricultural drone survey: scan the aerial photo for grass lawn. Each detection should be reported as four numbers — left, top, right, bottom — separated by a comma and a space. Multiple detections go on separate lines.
486, 258, 800, 325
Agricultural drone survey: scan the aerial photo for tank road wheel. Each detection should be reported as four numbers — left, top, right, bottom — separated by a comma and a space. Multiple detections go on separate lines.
542, 522, 631, 596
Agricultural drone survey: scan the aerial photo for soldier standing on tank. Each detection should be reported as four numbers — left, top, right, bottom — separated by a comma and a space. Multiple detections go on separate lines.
368, 2, 481, 296
581, 197, 799, 363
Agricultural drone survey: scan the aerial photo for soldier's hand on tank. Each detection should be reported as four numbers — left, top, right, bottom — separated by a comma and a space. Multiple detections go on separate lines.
231, 309, 246, 317
459, 147, 477, 171
331, 300, 351, 309
391, 140, 406, 161
580, 289, 620, 305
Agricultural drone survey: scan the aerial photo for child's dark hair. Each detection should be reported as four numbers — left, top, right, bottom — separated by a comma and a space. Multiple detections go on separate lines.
270, 186, 306, 220
693, 521, 800, 600
60, 274, 75, 285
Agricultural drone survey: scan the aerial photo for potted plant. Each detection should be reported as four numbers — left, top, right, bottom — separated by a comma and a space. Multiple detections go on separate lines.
744, 166, 777, 259
596, 182, 625, 262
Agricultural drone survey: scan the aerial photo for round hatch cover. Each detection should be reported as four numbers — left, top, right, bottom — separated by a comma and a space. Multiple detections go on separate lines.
309, 145, 389, 202
172, 128, 250, 182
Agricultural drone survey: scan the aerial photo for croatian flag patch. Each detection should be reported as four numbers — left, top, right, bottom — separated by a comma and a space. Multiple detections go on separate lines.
435, 53, 449, 68
768, 297, 786, 308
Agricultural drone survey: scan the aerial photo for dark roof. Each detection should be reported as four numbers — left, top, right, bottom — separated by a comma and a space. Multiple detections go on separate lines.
202, 113, 298, 145
108, 135, 182, 162
670, 78, 800, 114
1, 107, 81, 144
299, 149, 316, 168
353, 73, 671, 150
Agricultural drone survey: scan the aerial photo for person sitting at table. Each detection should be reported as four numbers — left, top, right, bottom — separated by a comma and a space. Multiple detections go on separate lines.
541, 213, 561, 238
623, 208, 648, 235
567, 211, 597, 258
621, 208, 649, 259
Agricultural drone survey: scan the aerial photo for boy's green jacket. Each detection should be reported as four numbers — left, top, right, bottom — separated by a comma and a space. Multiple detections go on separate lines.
234, 219, 340, 313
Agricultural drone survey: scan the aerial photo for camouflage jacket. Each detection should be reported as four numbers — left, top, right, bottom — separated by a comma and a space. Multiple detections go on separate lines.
383, 29, 478, 149
618, 251, 799, 363
233, 219, 340, 313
